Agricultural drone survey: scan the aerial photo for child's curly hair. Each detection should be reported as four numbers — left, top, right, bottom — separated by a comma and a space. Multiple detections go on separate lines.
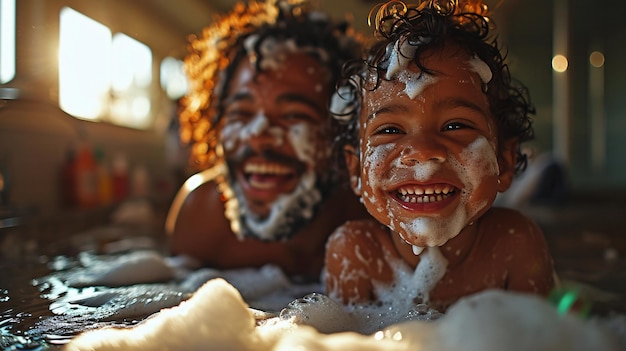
179, 0, 363, 170
333, 0, 535, 173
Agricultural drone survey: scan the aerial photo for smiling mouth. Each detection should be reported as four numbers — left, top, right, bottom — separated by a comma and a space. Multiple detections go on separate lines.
244, 161, 297, 190
394, 184, 457, 204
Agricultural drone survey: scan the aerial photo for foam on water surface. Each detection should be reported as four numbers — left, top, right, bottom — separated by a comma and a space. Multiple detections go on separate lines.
63, 279, 622, 351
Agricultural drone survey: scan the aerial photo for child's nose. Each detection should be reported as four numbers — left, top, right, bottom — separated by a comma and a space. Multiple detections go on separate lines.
399, 137, 446, 166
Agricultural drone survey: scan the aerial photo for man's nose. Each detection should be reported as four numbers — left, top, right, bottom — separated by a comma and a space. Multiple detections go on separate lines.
243, 113, 284, 150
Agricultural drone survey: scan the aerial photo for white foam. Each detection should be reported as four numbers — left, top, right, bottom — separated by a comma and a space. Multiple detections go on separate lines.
64, 280, 622, 351
468, 54, 492, 85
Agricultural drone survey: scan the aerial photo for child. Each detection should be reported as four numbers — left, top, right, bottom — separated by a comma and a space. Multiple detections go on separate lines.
324, 0, 556, 311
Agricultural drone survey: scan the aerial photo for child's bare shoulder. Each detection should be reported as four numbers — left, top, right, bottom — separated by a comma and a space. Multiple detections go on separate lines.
479, 207, 550, 259
325, 219, 397, 272
327, 219, 391, 250
481, 207, 543, 236
480, 208, 555, 293
325, 219, 396, 298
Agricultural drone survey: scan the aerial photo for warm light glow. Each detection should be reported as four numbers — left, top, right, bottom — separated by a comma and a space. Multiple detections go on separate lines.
0, 0, 16, 84
111, 33, 152, 92
184, 173, 206, 192
109, 95, 151, 129
131, 96, 151, 123
59, 9, 154, 128
108, 33, 153, 128
160, 57, 188, 100
59, 7, 112, 120
589, 51, 605, 68
552, 55, 568, 72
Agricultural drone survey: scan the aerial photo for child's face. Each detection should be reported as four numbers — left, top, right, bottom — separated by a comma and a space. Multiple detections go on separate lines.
346, 44, 516, 249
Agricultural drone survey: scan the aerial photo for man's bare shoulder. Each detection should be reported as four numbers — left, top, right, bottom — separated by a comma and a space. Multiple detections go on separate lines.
166, 167, 232, 260
165, 166, 226, 235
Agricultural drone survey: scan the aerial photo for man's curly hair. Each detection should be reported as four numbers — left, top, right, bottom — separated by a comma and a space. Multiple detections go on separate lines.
333, 0, 535, 173
179, 0, 363, 171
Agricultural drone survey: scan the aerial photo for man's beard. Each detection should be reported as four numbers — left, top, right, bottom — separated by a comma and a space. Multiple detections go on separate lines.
221, 149, 330, 241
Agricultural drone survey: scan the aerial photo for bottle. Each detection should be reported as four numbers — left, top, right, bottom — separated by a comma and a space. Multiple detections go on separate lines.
75, 143, 98, 208
112, 153, 129, 202
59, 148, 77, 208
94, 147, 113, 206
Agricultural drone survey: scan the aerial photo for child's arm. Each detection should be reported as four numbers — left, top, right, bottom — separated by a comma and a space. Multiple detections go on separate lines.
323, 219, 394, 304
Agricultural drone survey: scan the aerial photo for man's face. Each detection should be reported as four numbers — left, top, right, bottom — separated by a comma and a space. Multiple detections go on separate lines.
218, 52, 334, 240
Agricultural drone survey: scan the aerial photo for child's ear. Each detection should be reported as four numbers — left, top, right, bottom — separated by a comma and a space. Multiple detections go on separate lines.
497, 138, 518, 192
343, 145, 362, 196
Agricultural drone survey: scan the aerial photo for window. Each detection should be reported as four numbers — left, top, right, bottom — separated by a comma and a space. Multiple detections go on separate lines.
160, 56, 188, 100
58, 7, 154, 129
0, 0, 16, 84
59, 7, 112, 120
109, 33, 153, 129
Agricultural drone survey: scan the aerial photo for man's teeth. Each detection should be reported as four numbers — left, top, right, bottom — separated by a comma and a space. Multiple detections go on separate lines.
244, 163, 293, 176
412, 245, 424, 256
396, 185, 455, 203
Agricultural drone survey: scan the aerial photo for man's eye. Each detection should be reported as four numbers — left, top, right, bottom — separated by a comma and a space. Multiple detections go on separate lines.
283, 112, 317, 124
224, 109, 253, 121
374, 126, 403, 135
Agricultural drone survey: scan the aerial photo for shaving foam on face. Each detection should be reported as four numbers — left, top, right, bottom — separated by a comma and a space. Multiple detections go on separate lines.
384, 38, 439, 99
244, 35, 330, 72
288, 122, 329, 168
231, 169, 320, 240
387, 136, 499, 248
385, 40, 417, 80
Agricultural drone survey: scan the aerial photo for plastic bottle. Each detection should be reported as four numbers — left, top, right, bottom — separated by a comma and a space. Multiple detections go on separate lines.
59, 148, 77, 208
95, 147, 113, 206
75, 143, 98, 208
112, 153, 129, 202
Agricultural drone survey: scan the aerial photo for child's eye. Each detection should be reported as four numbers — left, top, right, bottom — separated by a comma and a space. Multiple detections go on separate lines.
443, 121, 474, 131
374, 126, 404, 135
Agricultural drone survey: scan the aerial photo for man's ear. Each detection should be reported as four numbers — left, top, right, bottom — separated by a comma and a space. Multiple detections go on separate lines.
497, 138, 518, 192
343, 145, 362, 196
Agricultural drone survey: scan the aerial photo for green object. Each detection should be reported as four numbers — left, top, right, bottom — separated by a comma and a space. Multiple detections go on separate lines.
549, 288, 591, 318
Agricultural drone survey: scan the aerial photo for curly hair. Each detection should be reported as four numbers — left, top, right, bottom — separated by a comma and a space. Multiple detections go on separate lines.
179, 0, 363, 170
333, 0, 535, 173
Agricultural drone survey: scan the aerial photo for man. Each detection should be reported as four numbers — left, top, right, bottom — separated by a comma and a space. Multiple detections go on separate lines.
165, 0, 367, 282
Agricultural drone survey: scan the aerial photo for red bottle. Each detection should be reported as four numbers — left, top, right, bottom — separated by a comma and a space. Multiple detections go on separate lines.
75, 144, 98, 208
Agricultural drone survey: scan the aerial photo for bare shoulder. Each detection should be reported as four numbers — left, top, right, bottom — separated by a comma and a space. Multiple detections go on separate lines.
165, 166, 226, 235
480, 207, 556, 293
325, 218, 396, 278
326, 219, 391, 253
324, 218, 395, 303
480, 207, 545, 243
166, 167, 231, 260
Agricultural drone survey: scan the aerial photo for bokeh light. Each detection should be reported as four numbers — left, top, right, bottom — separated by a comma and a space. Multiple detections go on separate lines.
552, 54, 568, 73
